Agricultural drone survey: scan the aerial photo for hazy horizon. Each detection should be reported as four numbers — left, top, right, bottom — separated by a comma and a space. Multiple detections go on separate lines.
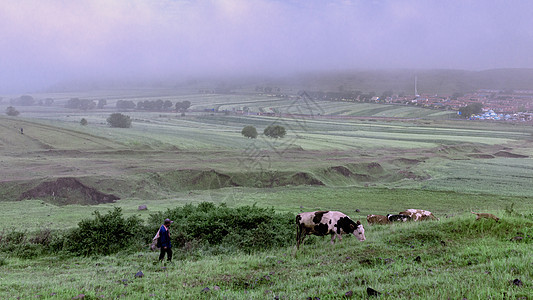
2, 0, 533, 93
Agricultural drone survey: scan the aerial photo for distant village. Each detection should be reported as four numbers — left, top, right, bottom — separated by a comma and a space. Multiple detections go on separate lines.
391, 89, 533, 122
300, 88, 533, 122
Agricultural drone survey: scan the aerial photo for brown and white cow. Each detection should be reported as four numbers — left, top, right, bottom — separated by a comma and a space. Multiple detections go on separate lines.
399, 209, 439, 221
296, 211, 365, 249
366, 214, 390, 225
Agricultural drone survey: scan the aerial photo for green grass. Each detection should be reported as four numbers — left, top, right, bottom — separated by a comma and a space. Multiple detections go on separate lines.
1, 212, 531, 299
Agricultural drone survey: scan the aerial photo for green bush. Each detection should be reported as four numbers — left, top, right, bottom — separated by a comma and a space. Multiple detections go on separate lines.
263, 125, 286, 138
149, 202, 294, 253
0, 228, 49, 259
62, 207, 145, 256
3, 230, 26, 244
106, 113, 132, 128
241, 125, 258, 138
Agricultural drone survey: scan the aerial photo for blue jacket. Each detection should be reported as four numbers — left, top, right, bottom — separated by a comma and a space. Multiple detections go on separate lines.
159, 225, 171, 248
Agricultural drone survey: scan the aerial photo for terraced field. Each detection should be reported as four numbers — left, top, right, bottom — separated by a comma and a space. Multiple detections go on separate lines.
1, 90, 532, 204
1, 90, 533, 299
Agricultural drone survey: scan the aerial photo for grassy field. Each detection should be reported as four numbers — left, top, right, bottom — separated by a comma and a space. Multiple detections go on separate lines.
0, 89, 532, 299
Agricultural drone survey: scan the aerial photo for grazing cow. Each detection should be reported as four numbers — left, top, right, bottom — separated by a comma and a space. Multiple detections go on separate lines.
399, 209, 439, 221
387, 214, 411, 222
296, 211, 365, 249
366, 214, 390, 225
471, 211, 499, 222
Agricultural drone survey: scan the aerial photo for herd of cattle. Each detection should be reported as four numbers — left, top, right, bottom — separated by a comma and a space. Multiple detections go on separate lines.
366, 208, 439, 224
295, 209, 439, 249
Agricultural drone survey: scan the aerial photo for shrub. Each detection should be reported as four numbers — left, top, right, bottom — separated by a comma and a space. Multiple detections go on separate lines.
6, 106, 20, 116
80, 118, 88, 126
29, 228, 52, 246
241, 126, 258, 138
107, 113, 132, 128
148, 202, 294, 253
62, 207, 144, 256
3, 230, 26, 244
0, 228, 44, 259
263, 125, 286, 138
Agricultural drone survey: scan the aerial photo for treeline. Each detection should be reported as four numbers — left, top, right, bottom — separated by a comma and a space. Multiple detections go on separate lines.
255, 86, 281, 94
116, 100, 191, 112
9, 95, 54, 106
304, 90, 380, 103
65, 98, 107, 110
0, 203, 293, 259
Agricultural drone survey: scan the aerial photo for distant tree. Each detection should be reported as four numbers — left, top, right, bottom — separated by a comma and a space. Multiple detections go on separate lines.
80, 118, 88, 126
15, 95, 35, 106
79, 99, 96, 110
154, 99, 164, 110
264, 125, 286, 138
241, 126, 258, 139
6, 106, 20, 116
163, 100, 173, 111
459, 102, 483, 118
44, 98, 54, 106
107, 113, 132, 128
136, 100, 147, 110
116, 100, 136, 110
97, 99, 107, 109
175, 100, 191, 112
65, 98, 81, 109
65, 98, 95, 110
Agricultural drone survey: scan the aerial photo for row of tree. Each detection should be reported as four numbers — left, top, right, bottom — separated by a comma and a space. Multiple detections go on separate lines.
9, 95, 54, 106
241, 125, 286, 139
65, 98, 106, 110
104, 113, 288, 137
116, 100, 191, 112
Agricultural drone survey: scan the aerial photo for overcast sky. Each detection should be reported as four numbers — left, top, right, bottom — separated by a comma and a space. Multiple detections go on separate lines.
1, 0, 533, 93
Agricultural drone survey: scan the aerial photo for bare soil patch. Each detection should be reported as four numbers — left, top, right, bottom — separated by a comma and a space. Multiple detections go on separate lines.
191, 170, 239, 189
290, 172, 325, 186
329, 166, 353, 177
19, 177, 119, 205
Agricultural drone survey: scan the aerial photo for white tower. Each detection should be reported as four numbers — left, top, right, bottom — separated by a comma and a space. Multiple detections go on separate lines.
414, 75, 420, 98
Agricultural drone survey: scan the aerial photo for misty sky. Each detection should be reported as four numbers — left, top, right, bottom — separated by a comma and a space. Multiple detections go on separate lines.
1, 0, 533, 93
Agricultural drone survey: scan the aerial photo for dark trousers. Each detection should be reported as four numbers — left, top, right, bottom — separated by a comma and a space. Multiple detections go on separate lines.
159, 247, 172, 262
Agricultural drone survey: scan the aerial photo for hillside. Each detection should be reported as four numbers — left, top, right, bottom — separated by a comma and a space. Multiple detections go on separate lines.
35, 68, 533, 96
282, 68, 533, 95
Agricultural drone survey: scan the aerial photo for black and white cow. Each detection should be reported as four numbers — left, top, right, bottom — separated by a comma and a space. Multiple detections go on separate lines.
296, 211, 366, 249
386, 214, 412, 222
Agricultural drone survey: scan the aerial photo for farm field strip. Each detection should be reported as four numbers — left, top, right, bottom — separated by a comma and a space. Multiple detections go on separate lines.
295, 132, 437, 149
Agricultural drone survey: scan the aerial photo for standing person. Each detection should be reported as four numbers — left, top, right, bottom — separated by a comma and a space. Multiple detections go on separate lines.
159, 218, 173, 263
